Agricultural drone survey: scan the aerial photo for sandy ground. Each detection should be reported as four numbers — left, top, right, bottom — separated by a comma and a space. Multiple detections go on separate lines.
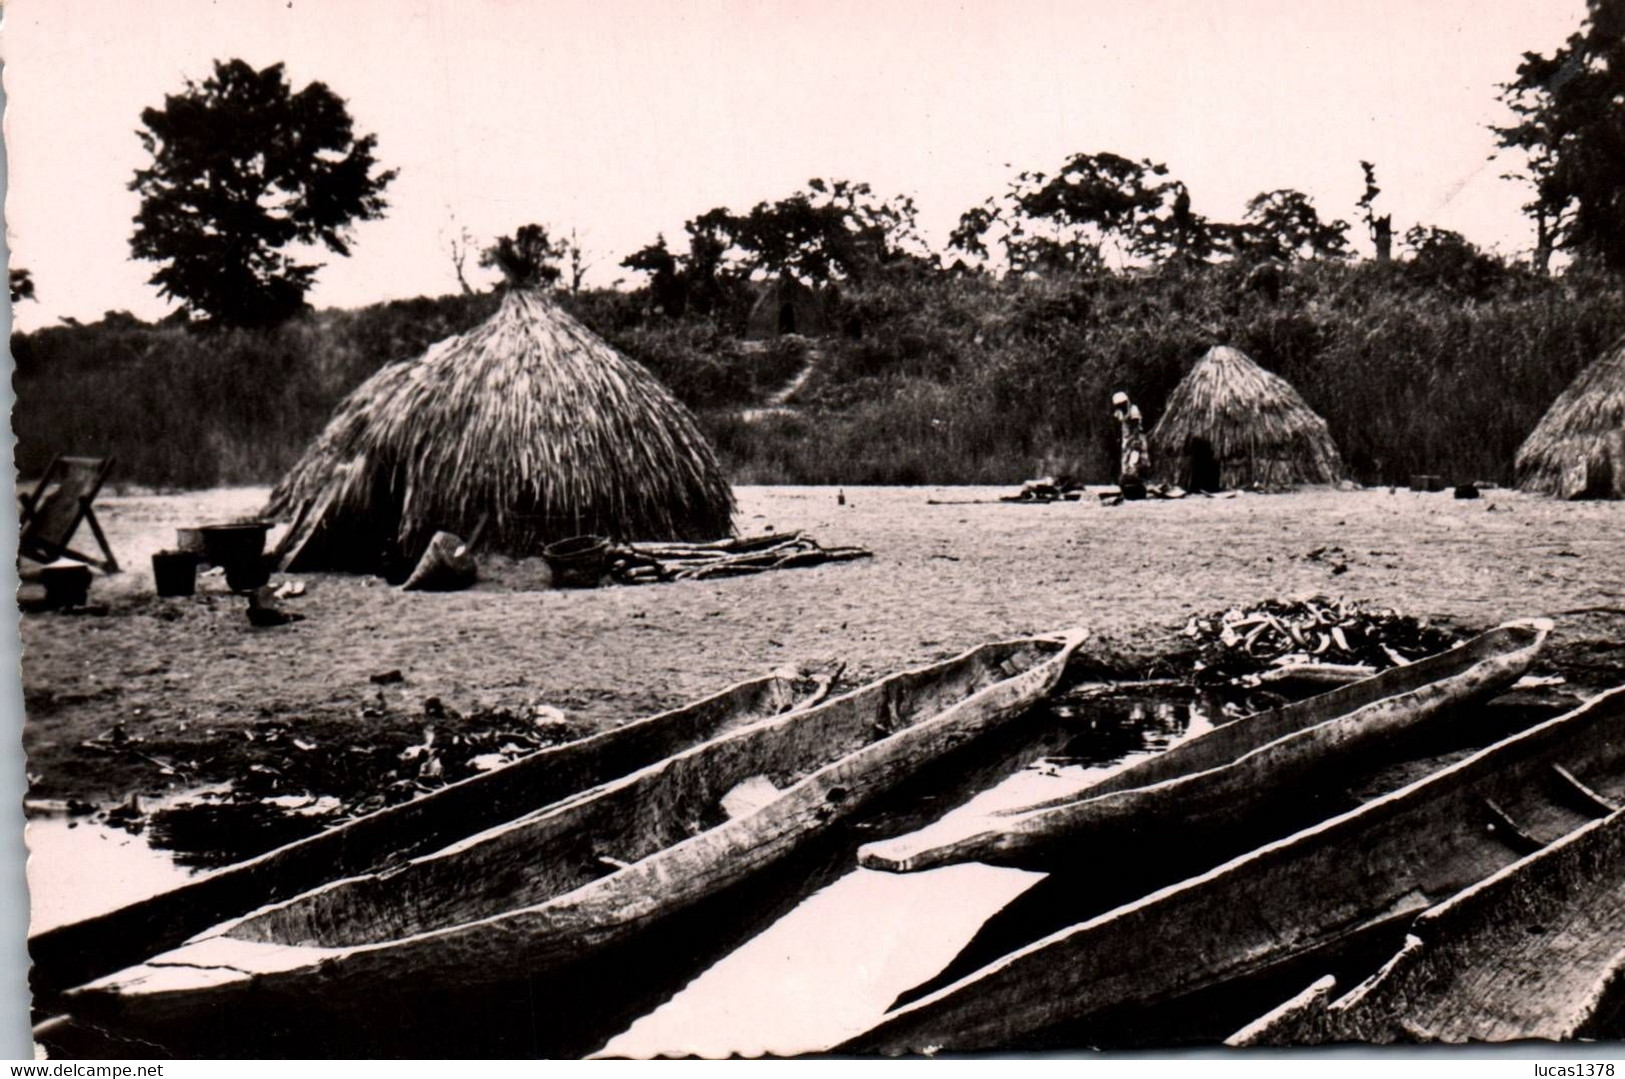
17, 484, 1625, 806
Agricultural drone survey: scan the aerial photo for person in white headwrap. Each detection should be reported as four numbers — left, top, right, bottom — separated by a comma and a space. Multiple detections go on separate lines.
1112, 391, 1150, 498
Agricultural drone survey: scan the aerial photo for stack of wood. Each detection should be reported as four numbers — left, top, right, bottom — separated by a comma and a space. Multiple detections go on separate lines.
608, 531, 872, 585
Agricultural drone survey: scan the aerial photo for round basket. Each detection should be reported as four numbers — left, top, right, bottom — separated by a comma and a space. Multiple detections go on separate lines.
543, 535, 610, 588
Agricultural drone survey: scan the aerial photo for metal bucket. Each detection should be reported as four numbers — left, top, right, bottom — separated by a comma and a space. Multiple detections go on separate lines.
151, 550, 198, 597
199, 522, 271, 567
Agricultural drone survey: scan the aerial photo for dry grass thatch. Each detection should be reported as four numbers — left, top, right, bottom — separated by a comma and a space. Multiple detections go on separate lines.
1515, 337, 1625, 499
266, 288, 736, 572
1151, 345, 1344, 490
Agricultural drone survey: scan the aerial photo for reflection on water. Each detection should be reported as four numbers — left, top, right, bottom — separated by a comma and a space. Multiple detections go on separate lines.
601, 686, 1221, 1058
26, 815, 196, 935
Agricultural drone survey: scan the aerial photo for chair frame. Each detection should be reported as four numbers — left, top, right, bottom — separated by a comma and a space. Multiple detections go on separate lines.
18, 455, 121, 573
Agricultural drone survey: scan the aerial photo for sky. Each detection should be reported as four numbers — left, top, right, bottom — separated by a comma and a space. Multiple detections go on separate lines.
0, 0, 1590, 333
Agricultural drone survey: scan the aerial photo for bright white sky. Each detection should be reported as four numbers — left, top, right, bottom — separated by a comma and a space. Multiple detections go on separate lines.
0, 0, 1588, 332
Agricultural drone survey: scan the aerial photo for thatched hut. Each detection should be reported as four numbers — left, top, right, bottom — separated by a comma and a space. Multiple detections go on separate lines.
1151, 345, 1344, 490
745, 275, 825, 339
1515, 338, 1625, 499
266, 288, 735, 573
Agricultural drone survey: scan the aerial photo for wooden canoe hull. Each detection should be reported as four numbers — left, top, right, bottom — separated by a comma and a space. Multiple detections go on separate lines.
1233, 805, 1625, 1045
846, 685, 1625, 1055
860, 620, 1551, 873
64, 631, 1087, 1046
30, 667, 824, 1000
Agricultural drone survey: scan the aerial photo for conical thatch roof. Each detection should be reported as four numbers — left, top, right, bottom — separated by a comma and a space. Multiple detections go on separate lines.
1515, 338, 1625, 499
1151, 345, 1344, 490
266, 289, 735, 572
745, 275, 826, 340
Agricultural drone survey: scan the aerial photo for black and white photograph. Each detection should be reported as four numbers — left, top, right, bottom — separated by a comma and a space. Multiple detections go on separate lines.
5, 0, 1625, 1060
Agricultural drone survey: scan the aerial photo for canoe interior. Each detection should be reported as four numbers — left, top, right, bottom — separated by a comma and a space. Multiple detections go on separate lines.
220, 637, 1070, 951
1046, 621, 1549, 808
1235, 805, 1625, 1046
850, 686, 1625, 1054
859, 620, 1549, 875
28, 668, 819, 999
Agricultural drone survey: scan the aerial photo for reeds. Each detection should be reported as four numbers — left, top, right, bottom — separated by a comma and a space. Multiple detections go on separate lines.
265, 288, 735, 571
1150, 345, 1344, 489
1514, 337, 1625, 499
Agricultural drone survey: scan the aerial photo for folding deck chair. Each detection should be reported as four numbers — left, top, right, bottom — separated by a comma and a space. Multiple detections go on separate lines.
18, 456, 120, 573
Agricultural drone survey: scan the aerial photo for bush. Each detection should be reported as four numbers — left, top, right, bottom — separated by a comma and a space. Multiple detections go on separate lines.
15, 262, 1624, 490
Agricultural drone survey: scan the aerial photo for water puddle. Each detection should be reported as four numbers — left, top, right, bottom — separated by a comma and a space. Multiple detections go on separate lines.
600, 684, 1227, 1058
26, 813, 196, 935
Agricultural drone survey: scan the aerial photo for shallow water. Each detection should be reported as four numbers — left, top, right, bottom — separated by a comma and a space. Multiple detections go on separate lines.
25, 814, 196, 935
600, 686, 1221, 1058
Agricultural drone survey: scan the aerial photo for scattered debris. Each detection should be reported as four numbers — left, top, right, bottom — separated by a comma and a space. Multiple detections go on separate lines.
609, 532, 871, 585
1183, 596, 1461, 686
1002, 476, 1085, 503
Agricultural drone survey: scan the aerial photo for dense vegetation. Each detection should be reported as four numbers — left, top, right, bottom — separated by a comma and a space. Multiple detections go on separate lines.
15, 0, 1625, 492
15, 258, 1624, 491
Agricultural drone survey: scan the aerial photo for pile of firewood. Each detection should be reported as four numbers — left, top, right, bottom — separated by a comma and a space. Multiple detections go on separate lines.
609, 531, 872, 585
1184, 596, 1460, 686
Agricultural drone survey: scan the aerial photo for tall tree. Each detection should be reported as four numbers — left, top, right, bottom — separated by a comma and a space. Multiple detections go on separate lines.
1496, 0, 1625, 272
129, 59, 397, 327
1235, 189, 1351, 261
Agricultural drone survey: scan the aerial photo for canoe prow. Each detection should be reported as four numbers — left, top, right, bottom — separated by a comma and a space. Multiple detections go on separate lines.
860, 618, 1551, 874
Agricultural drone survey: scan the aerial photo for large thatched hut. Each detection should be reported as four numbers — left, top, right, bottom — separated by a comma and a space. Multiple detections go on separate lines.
266, 288, 735, 573
1515, 338, 1625, 499
1151, 345, 1344, 490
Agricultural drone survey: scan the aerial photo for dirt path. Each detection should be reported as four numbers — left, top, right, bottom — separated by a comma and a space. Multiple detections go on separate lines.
17, 484, 1625, 807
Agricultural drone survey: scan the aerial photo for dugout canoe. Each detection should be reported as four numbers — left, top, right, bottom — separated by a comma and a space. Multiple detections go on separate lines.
847, 684, 1625, 1055
1232, 804, 1625, 1046
30, 665, 839, 1000
60, 629, 1087, 1048
860, 619, 1552, 873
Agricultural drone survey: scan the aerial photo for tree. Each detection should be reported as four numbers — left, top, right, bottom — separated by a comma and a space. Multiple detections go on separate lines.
1356, 161, 1393, 262
1495, 0, 1625, 272
622, 179, 927, 317
621, 234, 687, 315
1402, 226, 1511, 298
1235, 189, 1351, 261
9, 268, 36, 303
129, 59, 397, 327
949, 152, 1204, 272
481, 224, 567, 288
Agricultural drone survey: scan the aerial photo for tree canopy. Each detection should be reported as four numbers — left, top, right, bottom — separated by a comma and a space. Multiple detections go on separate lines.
1496, 0, 1625, 272
129, 59, 397, 327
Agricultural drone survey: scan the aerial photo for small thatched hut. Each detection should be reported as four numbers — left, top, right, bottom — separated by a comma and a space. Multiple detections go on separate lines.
266, 288, 735, 573
1515, 338, 1625, 499
745, 275, 825, 339
1151, 345, 1344, 490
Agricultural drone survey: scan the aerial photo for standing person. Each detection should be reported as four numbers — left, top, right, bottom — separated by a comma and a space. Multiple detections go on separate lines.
1112, 391, 1150, 500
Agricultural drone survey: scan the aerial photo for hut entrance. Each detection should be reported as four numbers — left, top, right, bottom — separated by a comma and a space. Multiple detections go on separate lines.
778, 300, 797, 335
1187, 438, 1221, 492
